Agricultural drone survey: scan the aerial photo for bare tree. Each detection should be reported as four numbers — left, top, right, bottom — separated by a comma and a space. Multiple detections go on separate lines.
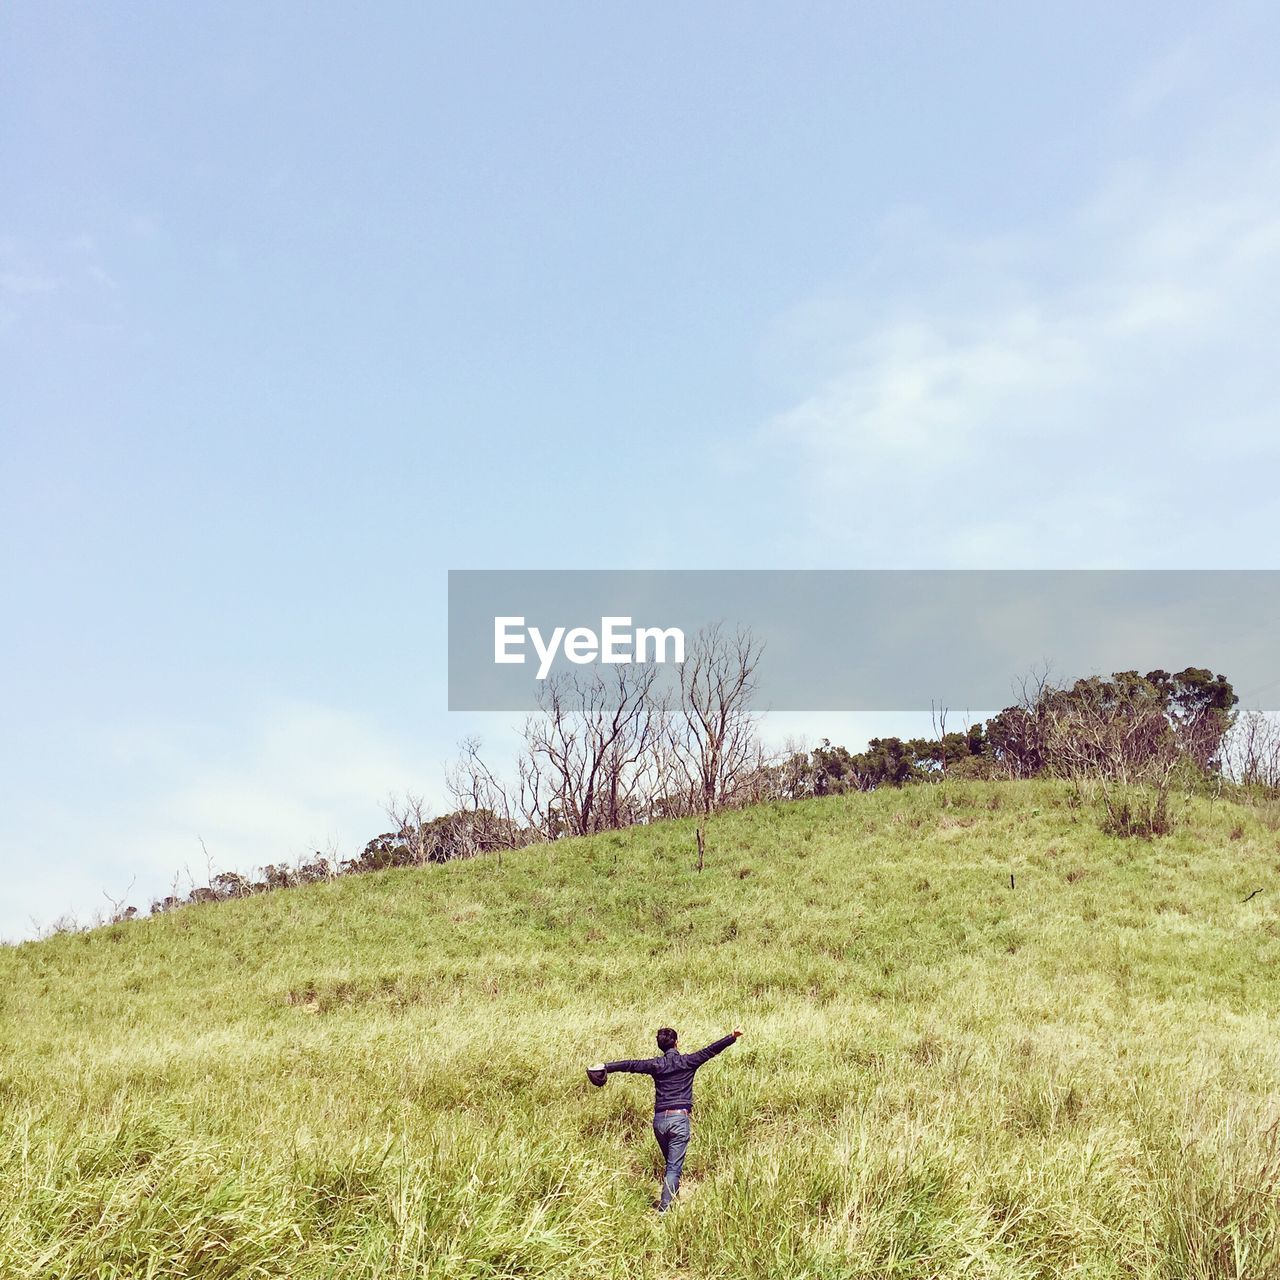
102, 876, 138, 924
446, 736, 531, 864
626, 711, 685, 822
322, 835, 344, 878
1223, 710, 1280, 790
931, 700, 949, 778
773, 734, 815, 801
518, 664, 664, 838
670, 624, 764, 869
384, 792, 433, 865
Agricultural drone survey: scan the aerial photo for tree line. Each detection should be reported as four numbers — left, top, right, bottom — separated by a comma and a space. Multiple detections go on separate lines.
140, 643, 1276, 918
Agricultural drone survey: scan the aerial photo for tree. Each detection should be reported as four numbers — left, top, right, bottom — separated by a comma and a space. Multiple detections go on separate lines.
670, 625, 764, 869
1030, 669, 1235, 835
984, 667, 1055, 779
447, 736, 531, 862
1222, 710, 1280, 790
383, 792, 434, 865
1142, 668, 1238, 772
518, 665, 664, 838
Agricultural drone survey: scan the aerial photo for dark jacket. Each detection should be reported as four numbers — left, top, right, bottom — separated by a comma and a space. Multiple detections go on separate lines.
604, 1035, 737, 1113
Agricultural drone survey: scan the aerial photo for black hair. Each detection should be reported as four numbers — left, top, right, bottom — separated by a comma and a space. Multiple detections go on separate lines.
656, 1027, 678, 1051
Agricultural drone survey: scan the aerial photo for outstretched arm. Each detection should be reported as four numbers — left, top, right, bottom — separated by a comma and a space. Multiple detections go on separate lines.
600, 1056, 659, 1074
685, 1029, 743, 1067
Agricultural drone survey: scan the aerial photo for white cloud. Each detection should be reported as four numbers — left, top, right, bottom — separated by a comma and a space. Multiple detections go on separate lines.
757, 108, 1280, 568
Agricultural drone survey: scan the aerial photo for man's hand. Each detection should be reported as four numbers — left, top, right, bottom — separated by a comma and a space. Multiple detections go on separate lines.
732, 1028, 744, 1039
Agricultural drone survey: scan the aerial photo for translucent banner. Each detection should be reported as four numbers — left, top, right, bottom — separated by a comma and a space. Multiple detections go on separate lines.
447, 570, 1280, 712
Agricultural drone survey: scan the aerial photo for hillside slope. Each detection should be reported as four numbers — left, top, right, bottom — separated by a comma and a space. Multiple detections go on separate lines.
2, 781, 1279, 1279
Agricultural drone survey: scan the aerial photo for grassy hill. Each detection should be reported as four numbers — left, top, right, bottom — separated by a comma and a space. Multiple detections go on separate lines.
3, 780, 1279, 1279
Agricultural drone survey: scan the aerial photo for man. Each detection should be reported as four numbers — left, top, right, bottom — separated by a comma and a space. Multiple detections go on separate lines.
588, 1026, 743, 1212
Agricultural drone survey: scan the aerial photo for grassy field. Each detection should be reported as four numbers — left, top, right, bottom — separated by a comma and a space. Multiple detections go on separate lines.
3, 780, 1280, 1279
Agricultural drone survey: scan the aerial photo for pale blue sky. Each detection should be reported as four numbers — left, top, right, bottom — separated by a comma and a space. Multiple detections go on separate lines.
3, 3, 1279, 939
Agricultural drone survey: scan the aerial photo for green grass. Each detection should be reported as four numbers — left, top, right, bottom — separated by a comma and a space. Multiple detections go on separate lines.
3, 780, 1280, 1278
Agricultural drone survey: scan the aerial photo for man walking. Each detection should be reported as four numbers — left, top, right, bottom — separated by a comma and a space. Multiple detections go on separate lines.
588, 1027, 742, 1212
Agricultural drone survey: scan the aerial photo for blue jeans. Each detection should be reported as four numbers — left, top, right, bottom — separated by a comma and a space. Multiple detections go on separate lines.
652, 1111, 691, 1210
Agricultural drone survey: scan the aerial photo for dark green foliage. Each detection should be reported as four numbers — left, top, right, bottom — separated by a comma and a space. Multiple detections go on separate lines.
986, 667, 1237, 782
347, 810, 526, 873
984, 705, 1046, 778
777, 733, 988, 797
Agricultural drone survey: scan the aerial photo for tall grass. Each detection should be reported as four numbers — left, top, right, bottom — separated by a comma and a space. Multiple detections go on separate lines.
2, 781, 1278, 1277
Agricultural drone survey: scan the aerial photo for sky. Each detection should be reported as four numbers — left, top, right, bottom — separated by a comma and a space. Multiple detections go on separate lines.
3, 2, 1279, 940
